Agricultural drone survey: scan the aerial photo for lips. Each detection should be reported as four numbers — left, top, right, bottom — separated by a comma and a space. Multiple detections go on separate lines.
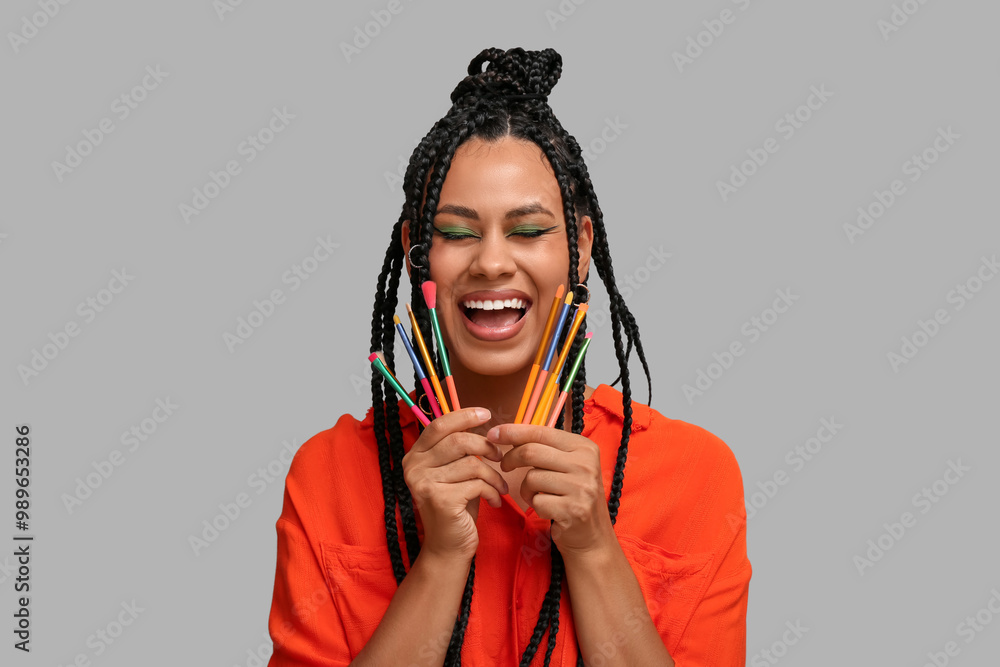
459, 290, 531, 323
456, 289, 533, 341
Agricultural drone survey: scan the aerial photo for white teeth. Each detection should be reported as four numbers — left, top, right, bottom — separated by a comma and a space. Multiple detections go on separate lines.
462, 298, 527, 310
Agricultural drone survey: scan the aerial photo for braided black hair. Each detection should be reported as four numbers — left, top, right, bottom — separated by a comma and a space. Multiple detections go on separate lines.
368, 47, 652, 666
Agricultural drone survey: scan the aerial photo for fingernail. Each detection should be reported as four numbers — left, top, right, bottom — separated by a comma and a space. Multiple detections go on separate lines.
475, 408, 491, 421
486, 426, 500, 441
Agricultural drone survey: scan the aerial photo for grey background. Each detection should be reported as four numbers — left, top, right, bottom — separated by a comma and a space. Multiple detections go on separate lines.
2, 0, 998, 665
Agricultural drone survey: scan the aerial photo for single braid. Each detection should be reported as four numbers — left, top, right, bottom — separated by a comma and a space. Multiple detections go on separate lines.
444, 556, 477, 665
564, 152, 652, 405
369, 223, 409, 583
588, 222, 641, 525
542, 547, 564, 665
381, 225, 423, 568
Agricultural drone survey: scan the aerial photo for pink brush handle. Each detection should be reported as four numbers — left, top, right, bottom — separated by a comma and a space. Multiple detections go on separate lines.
521, 369, 549, 424
545, 391, 569, 428
410, 404, 431, 427
420, 378, 443, 418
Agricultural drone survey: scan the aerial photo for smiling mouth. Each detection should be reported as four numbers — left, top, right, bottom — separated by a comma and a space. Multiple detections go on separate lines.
460, 300, 529, 329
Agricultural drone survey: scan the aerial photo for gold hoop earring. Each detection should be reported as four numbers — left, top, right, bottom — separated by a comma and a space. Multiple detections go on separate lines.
573, 284, 591, 304
418, 393, 432, 417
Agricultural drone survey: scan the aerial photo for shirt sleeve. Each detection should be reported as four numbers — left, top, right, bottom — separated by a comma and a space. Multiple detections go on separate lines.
267, 488, 353, 666
669, 437, 752, 667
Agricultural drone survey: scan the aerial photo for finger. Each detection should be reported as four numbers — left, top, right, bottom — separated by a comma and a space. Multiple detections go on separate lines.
421, 432, 502, 467
520, 468, 573, 503
453, 479, 504, 509
485, 423, 578, 452
501, 442, 574, 473
411, 408, 492, 453
430, 456, 509, 498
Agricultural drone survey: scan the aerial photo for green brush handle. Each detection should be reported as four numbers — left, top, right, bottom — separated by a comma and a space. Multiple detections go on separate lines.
429, 308, 452, 377
562, 336, 592, 393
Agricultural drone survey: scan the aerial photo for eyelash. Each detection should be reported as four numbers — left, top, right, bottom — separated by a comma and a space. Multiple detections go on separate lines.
435, 226, 556, 241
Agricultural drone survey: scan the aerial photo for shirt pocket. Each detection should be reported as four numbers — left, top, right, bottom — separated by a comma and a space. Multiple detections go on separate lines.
321, 542, 400, 658
616, 534, 714, 655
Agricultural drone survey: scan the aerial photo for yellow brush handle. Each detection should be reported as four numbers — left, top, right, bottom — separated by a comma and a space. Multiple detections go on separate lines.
532, 375, 559, 425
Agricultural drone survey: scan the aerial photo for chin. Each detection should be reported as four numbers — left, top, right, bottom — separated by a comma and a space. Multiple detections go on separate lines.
456, 353, 528, 379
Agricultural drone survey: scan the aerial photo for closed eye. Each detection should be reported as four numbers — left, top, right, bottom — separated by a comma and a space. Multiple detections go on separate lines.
509, 225, 558, 238
436, 229, 477, 240
433, 225, 559, 241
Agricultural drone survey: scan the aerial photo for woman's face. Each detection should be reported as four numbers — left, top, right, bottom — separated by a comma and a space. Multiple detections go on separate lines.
402, 135, 593, 378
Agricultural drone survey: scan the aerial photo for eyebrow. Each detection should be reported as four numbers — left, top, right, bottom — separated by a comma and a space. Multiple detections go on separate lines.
435, 201, 556, 221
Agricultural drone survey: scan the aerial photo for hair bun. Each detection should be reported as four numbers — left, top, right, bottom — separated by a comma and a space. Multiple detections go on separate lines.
450, 47, 562, 106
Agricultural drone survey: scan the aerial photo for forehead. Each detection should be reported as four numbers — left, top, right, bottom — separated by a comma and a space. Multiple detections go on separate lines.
438, 136, 562, 212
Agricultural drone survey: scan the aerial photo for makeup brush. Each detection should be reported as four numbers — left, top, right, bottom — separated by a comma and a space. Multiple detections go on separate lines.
545, 333, 593, 428
374, 351, 397, 380
393, 315, 442, 418
406, 303, 451, 414
422, 281, 461, 411
532, 303, 589, 426
369, 352, 431, 427
521, 292, 573, 423
515, 284, 565, 423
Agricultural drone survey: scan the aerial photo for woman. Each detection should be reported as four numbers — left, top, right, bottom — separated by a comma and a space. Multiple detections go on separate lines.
266, 47, 750, 666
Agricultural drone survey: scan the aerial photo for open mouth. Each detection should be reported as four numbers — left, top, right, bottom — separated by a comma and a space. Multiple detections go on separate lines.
460, 298, 529, 329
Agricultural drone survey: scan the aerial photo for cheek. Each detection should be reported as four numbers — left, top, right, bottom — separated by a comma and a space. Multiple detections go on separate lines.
426, 247, 462, 281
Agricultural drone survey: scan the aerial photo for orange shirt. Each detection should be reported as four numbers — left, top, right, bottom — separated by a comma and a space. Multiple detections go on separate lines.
267, 383, 751, 666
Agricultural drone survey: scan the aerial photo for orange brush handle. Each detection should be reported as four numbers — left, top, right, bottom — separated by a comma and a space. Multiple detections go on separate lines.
445, 375, 460, 411
517, 286, 565, 424
534, 304, 589, 426
532, 376, 559, 425
407, 303, 450, 414
429, 374, 449, 414
515, 364, 540, 423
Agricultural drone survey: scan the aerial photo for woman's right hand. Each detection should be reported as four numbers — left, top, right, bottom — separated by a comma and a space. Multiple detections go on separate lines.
402, 408, 509, 562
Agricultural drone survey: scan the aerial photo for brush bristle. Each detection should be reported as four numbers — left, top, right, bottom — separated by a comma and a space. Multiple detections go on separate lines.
585, 332, 593, 339
421, 281, 437, 309
393, 314, 401, 325
368, 352, 379, 363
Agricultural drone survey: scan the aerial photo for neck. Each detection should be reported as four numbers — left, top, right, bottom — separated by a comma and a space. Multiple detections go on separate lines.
449, 363, 530, 435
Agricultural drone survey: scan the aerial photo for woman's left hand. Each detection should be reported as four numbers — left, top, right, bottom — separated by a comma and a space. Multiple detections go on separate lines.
486, 423, 614, 557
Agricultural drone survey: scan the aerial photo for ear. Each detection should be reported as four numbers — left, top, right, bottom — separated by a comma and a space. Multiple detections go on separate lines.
401, 219, 412, 280
577, 214, 594, 283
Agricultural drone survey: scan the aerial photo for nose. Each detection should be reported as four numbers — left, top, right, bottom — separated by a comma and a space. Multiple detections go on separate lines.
469, 234, 517, 280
